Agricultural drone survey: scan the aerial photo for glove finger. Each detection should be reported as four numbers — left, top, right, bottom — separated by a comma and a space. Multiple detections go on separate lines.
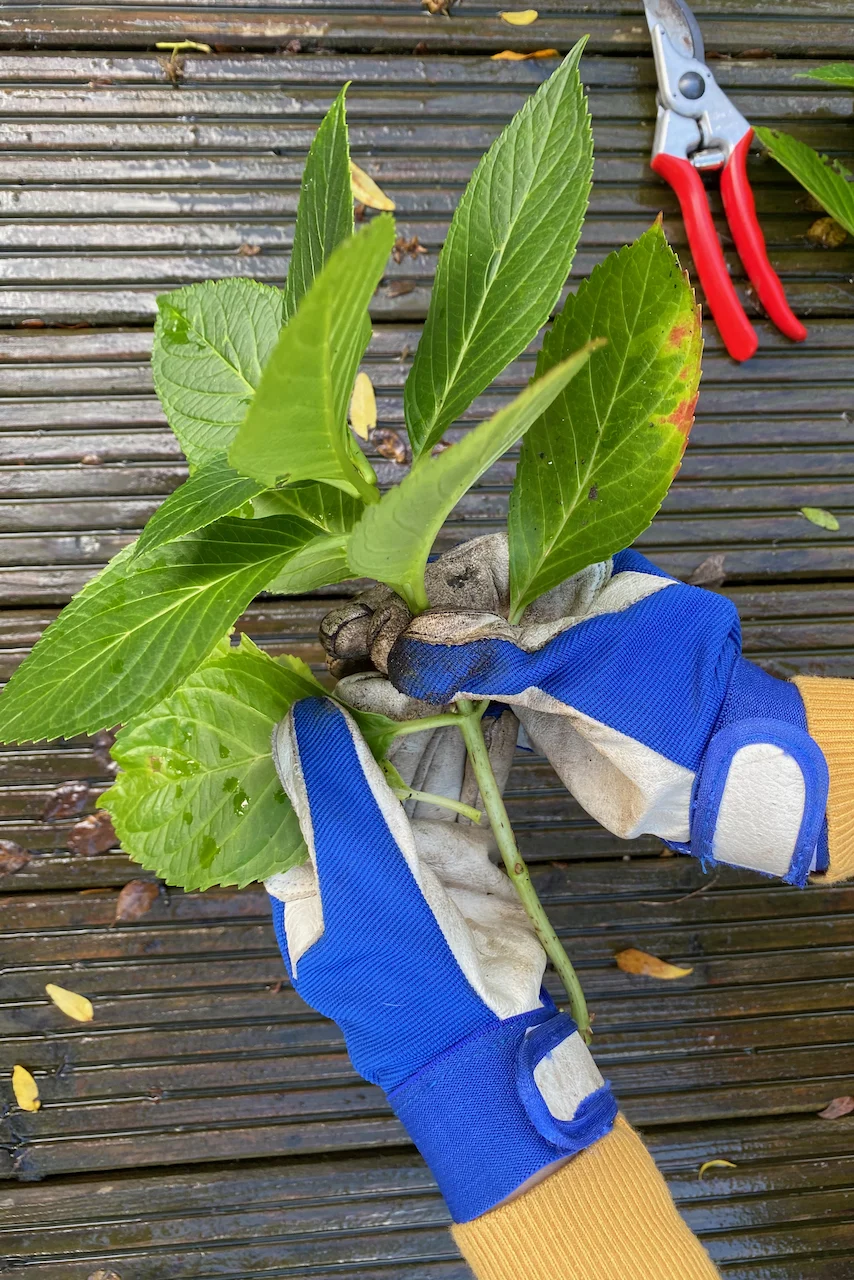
273, 695, 451, 954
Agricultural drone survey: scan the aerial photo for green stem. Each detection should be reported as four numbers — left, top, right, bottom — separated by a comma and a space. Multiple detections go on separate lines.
454, 699, 592, 1041
387, 713, 463, 737
393, 786, 482, 824
399, 578, 429, 615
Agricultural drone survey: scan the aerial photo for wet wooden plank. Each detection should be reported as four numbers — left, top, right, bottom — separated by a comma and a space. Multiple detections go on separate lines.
2, 6, 854, 58
3, 867, 854, 1179
2, 1119, 854, 1279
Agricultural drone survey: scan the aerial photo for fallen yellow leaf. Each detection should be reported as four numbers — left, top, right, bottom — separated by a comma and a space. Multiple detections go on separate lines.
350, 161, 395, 211
491, 48, 559, 60
499, 8, 538, 24
698, 1159, 737, 1179
349, 372, 377, 440
12, 1064, 40, 1111
614, 948, 693, 979
45, 982, 94, 1022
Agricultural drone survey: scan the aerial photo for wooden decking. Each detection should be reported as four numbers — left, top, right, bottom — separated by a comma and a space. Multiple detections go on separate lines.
1, 5, 854, 1276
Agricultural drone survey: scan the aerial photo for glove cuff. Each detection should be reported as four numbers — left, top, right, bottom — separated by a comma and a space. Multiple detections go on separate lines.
386, 1005, 617, 1223
688, 658, 829, 885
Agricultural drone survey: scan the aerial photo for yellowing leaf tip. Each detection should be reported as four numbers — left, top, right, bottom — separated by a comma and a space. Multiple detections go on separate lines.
499, 9, 539, 24
615, 948, 693, 980
698, 1159, 737, 1179
12, 1063, 40, 1111
350, 371, 377, 440
349, 161, 396, 211
45, 982, 94, 1022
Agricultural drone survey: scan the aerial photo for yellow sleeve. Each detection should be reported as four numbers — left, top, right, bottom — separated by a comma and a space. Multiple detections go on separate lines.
794, 676, 854, 882
452, 1115, 720, 1280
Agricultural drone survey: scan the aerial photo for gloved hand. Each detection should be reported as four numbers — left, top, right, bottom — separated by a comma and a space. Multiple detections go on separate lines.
321, 534, 830, 887
266, 675, 616, 1223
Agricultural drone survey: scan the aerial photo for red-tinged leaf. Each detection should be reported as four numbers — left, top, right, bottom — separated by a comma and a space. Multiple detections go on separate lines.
818, 1096, 854, 1119
114, 879, 160, 924
508, 221, 702, 620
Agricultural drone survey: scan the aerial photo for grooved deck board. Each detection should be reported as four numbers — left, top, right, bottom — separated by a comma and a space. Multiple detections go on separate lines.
1, 12, 853, 1278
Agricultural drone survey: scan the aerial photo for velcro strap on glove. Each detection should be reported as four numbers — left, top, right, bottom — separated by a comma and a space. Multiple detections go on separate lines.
386, 1005, 617, 1222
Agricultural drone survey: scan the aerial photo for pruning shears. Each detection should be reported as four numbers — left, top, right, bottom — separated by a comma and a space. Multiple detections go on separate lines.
643, 0, 807, 361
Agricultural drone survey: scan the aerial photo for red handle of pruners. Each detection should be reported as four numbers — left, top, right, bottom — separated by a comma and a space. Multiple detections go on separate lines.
720, 130, 807, 345
652, 150, 758, 361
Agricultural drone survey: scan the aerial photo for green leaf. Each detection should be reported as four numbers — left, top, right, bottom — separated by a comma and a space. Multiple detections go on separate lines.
508, 223, 702, 621
135, 458, 263, 558
284, 85, 355, 322
403, 41, 593, 459
266, 533, 354, 594
798, 63, 854, 89
0, 516, 317, 744
101, 637, 315, 891
754, 127, 854, 237
229, 215, 396, 503
255, 483, 363, 594
348, 344, 598, 612
801, 505, 840, 531
252, 482, 362, 534
152, 278, 284, 467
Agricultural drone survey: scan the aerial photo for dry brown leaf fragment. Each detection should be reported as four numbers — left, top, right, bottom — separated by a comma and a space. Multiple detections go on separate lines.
45, 983, 94, 1023
87, 1271, 123, 1280
698, 1159, 737, 1179
237, 242, 261, 257
387, 280, 416, 298
350, 161, 395, 211
491, 47, 558, 60
818, 1095, 854, 1119
0, 840, 32, 875
67, 810, 117, 856
688, 553, 726, 587
371, 427, 411, 465
349, 372, 377, 440
807, 216, 848, 249
422, 0, 452, 14
392, 234, 428, 264
43, 780, 90, 821
499, 8, 538, 24
615, 948, 693, 979
12, 1064, 40, 1112
114, 879, 160, 924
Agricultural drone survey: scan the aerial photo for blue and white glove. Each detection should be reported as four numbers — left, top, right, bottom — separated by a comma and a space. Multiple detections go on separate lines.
325, 534, 829, 887
266, 676, 616, 1223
